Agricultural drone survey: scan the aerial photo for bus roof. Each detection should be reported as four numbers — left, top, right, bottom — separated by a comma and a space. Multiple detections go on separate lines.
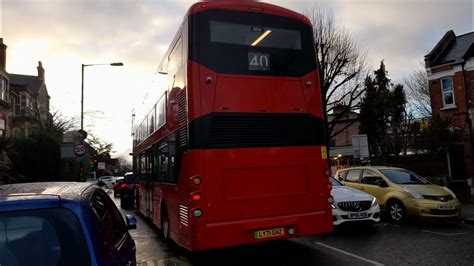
187, 1, 311, 26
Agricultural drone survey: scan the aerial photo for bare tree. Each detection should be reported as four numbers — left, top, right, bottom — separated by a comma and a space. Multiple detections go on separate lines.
87, 134, 114, 158
404, 67, 431, 117
305, 5, 368, 139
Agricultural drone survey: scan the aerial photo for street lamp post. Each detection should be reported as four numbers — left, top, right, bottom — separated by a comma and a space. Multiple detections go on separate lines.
78, 62, 123, 181
81, 62, 123, 130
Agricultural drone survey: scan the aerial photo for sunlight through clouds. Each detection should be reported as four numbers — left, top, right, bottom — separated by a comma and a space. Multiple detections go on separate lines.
1, 0, 472, 160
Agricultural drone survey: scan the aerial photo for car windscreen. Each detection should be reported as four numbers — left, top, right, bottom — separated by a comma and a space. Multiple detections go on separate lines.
330, 177, 343, 186
379, 169, 430, 185
0, 208, 90, 266
190, 9, 316, 77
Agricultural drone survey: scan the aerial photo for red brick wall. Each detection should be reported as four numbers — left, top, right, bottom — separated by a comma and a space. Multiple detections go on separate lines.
431, 65, 453, 73
430, 71, 468, 126
430, 68, 474, 178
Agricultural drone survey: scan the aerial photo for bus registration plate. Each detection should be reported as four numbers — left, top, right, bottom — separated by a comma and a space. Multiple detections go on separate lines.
254, 228, 284, 239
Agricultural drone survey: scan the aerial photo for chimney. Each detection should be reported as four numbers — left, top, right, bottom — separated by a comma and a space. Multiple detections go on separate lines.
0, 38, 7, 72
37, 61, 45, 80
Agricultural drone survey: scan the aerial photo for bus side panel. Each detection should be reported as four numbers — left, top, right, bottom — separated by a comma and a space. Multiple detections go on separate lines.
152, 182, 162, 228
153, 150, 205, 249
137, 181, 147, 217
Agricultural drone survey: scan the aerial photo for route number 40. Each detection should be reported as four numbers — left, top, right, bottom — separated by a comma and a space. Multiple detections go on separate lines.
248, 53, 270, 71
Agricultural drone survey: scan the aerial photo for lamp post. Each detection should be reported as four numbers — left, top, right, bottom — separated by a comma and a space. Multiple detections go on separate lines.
81, 62, 123, 130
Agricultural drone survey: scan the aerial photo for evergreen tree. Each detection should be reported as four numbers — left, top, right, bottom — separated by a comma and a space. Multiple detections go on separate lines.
359, 61, 406, 163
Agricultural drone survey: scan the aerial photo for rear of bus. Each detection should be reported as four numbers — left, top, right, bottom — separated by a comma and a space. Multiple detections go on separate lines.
184, 2, 333, 250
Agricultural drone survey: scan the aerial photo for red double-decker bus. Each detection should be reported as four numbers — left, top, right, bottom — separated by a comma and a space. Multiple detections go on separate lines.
132, 1, 333, 250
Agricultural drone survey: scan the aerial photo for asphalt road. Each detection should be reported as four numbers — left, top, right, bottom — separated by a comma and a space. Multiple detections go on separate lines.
108, 190, 474, 266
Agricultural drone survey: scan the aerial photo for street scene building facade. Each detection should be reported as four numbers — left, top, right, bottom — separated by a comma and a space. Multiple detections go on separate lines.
425, 30, 474, 181
0, 38, 50, 138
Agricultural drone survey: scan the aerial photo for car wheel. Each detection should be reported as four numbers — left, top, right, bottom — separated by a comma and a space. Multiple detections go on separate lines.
387, 200, 406, 223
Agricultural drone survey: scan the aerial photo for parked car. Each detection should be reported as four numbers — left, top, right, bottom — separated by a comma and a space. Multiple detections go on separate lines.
330, 177, 380, 226
120, 172, 136, 209
335, 166, 461, 222
0, 182, 137, 266
114, 177, 124, 197
99, 175, 115, 189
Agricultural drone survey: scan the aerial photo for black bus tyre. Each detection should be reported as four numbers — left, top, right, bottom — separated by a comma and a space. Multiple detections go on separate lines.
135, 192, 140, 210
160, 211, 170, 242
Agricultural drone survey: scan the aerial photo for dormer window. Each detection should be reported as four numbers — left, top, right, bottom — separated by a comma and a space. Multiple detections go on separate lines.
441, 77, 455, 107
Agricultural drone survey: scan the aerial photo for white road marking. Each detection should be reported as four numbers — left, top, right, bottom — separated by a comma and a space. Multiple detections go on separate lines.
421, 230, 468, 236
315, 242, 384, 266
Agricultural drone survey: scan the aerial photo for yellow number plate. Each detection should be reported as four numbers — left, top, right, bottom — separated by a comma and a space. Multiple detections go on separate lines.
254, 228, 285, 239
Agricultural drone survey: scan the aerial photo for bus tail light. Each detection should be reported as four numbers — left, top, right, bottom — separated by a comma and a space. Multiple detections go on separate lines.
324, 169, 331, 177
191, 192, 202, 202
191, 176, 202, 186
193, 209, 203, 218
326, 182, 333, 191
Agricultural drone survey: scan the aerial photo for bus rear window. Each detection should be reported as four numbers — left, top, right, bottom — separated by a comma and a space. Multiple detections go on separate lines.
210, 21, 302, 50
190, 9, 316, 77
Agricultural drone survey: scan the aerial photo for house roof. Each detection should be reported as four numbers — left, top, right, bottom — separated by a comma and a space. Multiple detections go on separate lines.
426, 31, 474, 67
9, 74, 44, 94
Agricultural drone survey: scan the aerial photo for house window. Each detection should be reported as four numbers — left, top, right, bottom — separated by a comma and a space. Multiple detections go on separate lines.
0, 77, 8, 101
441, 77, 455, 107
14, 95, 20, 115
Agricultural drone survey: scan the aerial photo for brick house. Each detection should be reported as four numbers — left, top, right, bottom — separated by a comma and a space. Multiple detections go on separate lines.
0, 38, 11, 137
9, 63, 51, 137
328, 105, 361, 171
425, 30, 474, 181
0, 38, 50, 138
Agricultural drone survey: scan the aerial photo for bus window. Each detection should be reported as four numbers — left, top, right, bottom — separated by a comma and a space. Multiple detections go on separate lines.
191, 9, 316, 77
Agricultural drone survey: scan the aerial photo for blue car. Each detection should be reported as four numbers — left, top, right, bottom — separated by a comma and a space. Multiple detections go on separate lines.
0, 182, 137, 266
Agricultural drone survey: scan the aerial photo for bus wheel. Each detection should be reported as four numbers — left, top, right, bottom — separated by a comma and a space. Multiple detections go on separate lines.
161, 211, 170, 242
135, 192, 140, 210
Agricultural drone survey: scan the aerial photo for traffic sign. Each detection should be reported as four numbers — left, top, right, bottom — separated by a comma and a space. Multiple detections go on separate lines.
74, 144, 86, 156
98, 162, 106, 170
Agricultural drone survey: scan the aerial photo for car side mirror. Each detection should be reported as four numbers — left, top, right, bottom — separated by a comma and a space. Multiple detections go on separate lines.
375, 179, 388, 187
126, 214, 137, 230
97, 180, 105, 187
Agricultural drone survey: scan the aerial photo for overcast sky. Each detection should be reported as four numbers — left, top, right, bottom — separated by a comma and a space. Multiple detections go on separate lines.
0, 0, 472, 160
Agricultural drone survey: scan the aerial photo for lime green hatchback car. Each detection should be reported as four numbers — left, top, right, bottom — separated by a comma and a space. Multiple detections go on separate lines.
334, 166, 461, 222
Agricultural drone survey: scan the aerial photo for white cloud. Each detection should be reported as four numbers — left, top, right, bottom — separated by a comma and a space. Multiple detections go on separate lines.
2, 0, 473, 158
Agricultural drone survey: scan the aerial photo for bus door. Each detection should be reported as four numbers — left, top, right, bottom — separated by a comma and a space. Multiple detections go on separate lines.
144, 152, 154, 218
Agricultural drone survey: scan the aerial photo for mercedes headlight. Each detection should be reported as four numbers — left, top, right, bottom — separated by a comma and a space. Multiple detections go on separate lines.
371, 197, 378, 207
403, 187, 423, 199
